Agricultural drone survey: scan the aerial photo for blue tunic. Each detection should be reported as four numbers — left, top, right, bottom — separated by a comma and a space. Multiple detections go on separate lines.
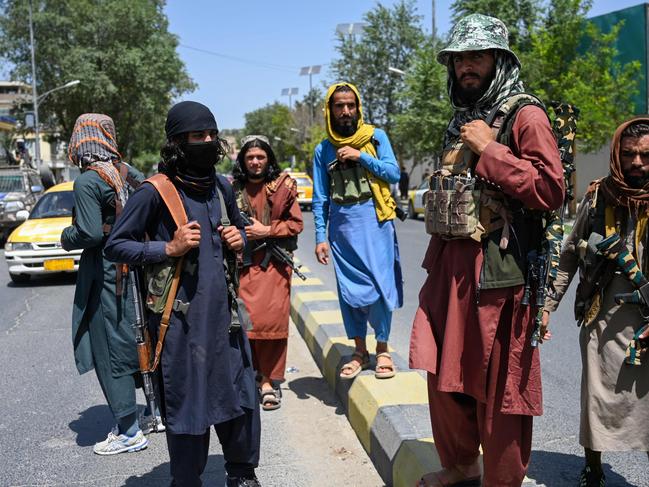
105, 175, 256, 435
312, 128, 404, 313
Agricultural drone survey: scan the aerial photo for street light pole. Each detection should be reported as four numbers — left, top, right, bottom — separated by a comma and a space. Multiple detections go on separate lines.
299, 65, 322, 125
432, 0, 436, 39
281, 87, 298, 110
28, 0, 41, 168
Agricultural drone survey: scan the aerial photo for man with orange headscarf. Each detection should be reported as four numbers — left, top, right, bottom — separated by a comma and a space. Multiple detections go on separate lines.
312, 82, 403, 380
62, 113, 148, 455
543, 117, 649, 486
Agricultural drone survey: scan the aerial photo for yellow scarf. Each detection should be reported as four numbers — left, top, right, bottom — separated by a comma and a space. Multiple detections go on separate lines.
324, 82, 396, 222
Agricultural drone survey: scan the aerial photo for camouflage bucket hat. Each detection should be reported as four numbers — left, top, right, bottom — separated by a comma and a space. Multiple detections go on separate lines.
437, 13, 520, 67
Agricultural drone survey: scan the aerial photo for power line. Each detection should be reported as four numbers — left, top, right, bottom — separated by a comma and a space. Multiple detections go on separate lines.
179, 44, 300, 73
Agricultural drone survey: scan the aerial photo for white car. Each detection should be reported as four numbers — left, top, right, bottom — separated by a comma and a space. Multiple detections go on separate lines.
4, 181, 81, 283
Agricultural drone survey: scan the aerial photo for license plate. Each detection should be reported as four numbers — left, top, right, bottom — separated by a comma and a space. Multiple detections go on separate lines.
44, 258, 74, 271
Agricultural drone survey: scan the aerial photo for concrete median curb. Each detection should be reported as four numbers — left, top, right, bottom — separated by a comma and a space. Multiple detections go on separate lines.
290, 265, 537, 487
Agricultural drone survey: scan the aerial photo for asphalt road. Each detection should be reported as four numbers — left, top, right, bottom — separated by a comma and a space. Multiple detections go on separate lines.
295, 210, 647, 487
0, 250, 382, 487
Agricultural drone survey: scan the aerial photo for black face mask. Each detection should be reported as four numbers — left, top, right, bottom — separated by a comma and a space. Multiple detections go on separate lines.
181, 141, 220, 175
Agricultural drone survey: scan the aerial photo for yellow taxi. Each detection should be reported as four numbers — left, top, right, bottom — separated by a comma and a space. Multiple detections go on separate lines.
288, 171, 313, 211
3, 181, 81, 283
407, 179, 429, 219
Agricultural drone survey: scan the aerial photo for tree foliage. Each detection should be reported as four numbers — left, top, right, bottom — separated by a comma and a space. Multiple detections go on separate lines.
330, 0, 425, 154
394, 38, 451, 166
521, 0, 640, 152
243, 102, 297, 164
0, 0, 195, 166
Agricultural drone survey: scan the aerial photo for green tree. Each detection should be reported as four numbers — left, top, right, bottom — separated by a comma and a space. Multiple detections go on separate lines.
243, 102, 297, 163
451, 0, 540, 50
521, 0, 640, 152
330, 0, 425, 152
394, 38, 451, 168
0, 0, 195, 170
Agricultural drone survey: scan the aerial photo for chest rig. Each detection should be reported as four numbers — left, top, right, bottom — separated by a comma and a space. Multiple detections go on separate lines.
425, 94, 546, 251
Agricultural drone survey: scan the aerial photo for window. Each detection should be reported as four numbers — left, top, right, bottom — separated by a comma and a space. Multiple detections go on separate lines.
29, 191, 74, 219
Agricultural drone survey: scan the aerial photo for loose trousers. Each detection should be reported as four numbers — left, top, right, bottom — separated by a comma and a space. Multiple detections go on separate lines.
427, 373, 533, 486
166, 405, 261, 487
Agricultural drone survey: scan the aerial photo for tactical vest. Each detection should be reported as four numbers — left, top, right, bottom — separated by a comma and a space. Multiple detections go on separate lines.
233, 178, 298, 268
426, 93, 550, 289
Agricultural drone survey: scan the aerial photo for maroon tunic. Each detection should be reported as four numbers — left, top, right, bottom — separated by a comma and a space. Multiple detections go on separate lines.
238, 174, 303, 341
409, 105, 564, 416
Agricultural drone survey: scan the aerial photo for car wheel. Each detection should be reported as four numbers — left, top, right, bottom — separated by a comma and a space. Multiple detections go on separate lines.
408, 202, 416, 219
9, 273, 30, 284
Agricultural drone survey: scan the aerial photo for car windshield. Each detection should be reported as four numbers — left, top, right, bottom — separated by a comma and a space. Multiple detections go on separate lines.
0, 174, 25, 193
29, 191, 74, 219
295, 177, 312, 186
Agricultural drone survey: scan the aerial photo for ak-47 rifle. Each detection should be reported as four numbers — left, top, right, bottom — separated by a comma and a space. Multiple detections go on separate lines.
240, 212, 307, 281
526, 102, 580, 347
129, 266, 161, 433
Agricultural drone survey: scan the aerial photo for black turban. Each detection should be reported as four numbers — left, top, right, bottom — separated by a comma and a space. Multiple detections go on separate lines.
165, 101, 218, 139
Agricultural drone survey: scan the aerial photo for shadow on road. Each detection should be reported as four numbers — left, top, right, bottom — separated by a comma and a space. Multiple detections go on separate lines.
121, 454, 226, 487
287, 376, 345, 415
528, 450, 633, 486
6, 272, 77, 288
68, 405, 115, 446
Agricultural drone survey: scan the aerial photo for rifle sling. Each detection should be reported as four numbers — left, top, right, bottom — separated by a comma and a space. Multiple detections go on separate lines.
144, 174, 189, 372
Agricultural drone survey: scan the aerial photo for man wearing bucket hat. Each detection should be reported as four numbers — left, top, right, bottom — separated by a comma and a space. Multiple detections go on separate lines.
409, 14, 563, 486
312, 82, 403, 381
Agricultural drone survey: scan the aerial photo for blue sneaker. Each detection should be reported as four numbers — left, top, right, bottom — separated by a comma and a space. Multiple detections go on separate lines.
93, 429, 148, 455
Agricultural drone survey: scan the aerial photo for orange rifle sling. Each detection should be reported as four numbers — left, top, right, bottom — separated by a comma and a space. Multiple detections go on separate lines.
144, 174, 188, 373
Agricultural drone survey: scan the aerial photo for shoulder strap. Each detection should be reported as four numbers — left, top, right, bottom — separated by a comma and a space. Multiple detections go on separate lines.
214, 180, 230, 226
145, 174, 188, 229
141, 173, 188, 372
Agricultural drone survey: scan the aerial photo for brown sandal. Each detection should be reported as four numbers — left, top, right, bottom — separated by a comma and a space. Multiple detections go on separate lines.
375, 352, 396, 379
417, 470, 481, 487
339, 350, 370, 380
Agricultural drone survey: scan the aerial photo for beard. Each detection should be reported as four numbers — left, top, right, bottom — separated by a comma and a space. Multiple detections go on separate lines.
624, 173, 649, 189
332, 115, 358, 137
454, 71, 494, 106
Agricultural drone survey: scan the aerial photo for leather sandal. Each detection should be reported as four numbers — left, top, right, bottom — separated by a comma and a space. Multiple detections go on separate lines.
375, 352, 396, 379
417, 470, 481, 487
339, 350, 370, 380
260, 388, 281, 411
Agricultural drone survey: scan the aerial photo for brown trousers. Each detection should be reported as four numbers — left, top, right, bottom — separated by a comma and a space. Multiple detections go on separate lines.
250, 338, 288, 381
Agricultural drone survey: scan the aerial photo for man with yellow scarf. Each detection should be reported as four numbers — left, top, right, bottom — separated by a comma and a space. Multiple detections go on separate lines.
312, 82, 403, 380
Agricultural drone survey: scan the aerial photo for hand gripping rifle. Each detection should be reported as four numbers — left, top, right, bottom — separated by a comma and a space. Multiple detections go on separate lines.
525, 102, 580, 347
129, 266, 160, 433
239, 212, 307, 281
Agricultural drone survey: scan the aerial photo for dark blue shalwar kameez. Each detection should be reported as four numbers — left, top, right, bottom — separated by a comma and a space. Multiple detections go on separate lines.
105, 175, 260, 486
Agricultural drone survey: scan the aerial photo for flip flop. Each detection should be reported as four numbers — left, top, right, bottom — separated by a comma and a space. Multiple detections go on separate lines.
260, 388, 281, 411
375, 352, 396, 379
418, 471, 481, 487
339, 350, 370, 380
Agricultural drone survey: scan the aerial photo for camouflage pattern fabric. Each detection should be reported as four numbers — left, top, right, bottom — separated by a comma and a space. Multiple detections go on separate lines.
551, 102, 579, 202
626, 323, 648, 365
437, 13, 520, 67
596, 233, 647, 287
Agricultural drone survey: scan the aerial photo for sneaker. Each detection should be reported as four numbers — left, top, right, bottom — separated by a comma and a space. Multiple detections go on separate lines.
225, 475, 261, 487
93, 429, 148, 455
579, 466, 605, 487
139, 414, 166, 434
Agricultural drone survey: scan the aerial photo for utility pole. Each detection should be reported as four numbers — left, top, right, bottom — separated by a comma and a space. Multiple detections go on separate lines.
28, 0, 41, 168
299, 65, 322, 125
432, 0, 437, 39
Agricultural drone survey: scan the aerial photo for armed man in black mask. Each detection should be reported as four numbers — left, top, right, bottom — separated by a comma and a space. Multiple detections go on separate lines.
105, 101, 261, 487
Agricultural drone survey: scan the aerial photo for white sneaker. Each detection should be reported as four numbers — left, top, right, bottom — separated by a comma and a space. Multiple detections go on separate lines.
140, 414, 166, 434
93, 429, 148, 455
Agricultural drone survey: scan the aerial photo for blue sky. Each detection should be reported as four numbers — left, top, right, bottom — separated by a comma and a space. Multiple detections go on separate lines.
165, 0, 643, 130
